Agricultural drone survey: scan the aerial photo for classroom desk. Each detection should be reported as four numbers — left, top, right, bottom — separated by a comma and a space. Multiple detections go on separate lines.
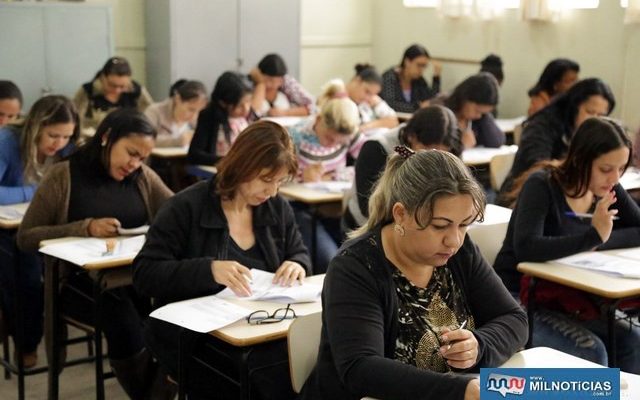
517, 249, 640, 367
396, 112, 412, 122
260, 116, 305, 127
500, 347, 639, 399
151, 146, 189, 159
178, 275, 324, 400
40, 236, 139, 400
461, 145, 518, 166
186, 164, 217, 180
0, 202, 29, 229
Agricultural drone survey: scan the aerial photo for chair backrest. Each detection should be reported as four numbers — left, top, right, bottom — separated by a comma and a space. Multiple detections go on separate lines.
467, 221, 509, 266
490, 152, 516, 191
287, 312, 322, 393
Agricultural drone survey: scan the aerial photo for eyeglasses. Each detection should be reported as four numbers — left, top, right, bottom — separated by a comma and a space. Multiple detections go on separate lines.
246, 304, 297, 325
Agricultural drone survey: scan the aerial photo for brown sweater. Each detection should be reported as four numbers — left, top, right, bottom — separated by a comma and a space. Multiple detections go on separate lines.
16, 161, 172, 369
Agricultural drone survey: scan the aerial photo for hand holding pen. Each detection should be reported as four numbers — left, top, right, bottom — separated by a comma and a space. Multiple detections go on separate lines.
591, 190, 618, 243
440, 320, 478, 369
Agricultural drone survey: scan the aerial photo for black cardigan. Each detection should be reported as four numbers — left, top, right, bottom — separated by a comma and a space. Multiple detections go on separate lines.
300, 227, 528, 400
380, 68, 440, 113
494, 170, 640, 293
133, 178, 311, 306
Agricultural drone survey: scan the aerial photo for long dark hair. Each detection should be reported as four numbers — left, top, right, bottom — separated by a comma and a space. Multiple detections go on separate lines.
553, 117, 631, 198
530, 78, 615, 135
399, 105, 462, 157
92, 56, 132, 80
72, 108, 156, 181
444, 72, 499, 113
399, 44, 430, 69
529, 58, 580, 97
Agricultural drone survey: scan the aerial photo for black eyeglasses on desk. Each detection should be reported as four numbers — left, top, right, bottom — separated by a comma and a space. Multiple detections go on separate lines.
246, 304, 297, 325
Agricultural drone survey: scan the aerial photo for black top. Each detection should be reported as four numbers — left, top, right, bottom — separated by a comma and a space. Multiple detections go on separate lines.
133, 177, 311, 305
380, 68, 440, 113
299, 227, 528, 400
68, 158, 147, 228
498, 110, 568, 203
81, 80, 143, 118
494, 170, 640, 293
470, 113, 505, 148
227, 240, 267, 271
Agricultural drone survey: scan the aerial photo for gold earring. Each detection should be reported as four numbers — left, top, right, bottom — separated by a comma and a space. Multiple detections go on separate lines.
394, 224, 405, 237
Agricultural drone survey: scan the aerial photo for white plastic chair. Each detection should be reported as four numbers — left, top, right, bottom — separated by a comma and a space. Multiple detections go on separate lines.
489, 152, 516, 191
287, 312, 322, 393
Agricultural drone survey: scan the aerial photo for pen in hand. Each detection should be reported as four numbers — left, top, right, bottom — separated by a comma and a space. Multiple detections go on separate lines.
564, 211, 619, 221
445, 320, 468, 351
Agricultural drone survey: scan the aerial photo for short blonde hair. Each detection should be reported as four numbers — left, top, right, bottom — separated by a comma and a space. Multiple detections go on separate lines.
350, 149, 486, 238
317, 79, 360, 136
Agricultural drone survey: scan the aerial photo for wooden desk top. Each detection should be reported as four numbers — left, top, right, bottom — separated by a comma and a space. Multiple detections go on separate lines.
517, 249, 640, 299
278, 183, 345, 204
496, 116, 525, 134
396, 112, 413, 122
0, 202, 29, 229
151, 146, 189, 159
39, 236, 138, 270
211, 274, 324, 347
462, 145, 518, 166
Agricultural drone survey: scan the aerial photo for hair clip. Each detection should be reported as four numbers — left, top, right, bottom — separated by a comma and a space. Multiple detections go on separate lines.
394, 145, 415, 159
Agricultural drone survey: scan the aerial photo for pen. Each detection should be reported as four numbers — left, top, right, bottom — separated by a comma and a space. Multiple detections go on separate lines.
445, 320, 468, 351
564, 211, 619, 221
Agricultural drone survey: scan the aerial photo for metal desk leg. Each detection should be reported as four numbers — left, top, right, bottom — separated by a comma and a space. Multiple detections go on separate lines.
93, 273, 105, 400
48, 261, 60, 400
526, 277, 537, 349
607, 300, 622, 368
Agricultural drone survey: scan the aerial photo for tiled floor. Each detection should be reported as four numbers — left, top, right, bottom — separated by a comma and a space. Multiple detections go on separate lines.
0, 327, 127, 400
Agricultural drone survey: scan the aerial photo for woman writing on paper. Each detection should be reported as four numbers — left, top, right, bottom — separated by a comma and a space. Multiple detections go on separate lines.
287, 79, 364, 274
494, 117, 640, 372
134, 121, 310, 400
17, 109, 174, 399
345, 63, 399, 133
342, 105, 461, 233
0, 95, 79, 367
300, 148, 527, 400
144, 79, 207, 148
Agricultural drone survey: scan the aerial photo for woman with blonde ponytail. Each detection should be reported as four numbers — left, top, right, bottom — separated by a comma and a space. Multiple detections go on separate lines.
300, 148, 527, 400
288, 79, 364, 274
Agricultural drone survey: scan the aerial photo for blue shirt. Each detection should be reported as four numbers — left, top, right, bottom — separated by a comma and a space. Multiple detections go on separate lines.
0, 126, 36, 205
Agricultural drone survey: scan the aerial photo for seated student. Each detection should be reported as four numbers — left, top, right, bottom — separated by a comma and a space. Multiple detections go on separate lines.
300, 148, 528, 400
381, 43, 441, 113
144, 79, 207, 147
345, 63, 399, 133
433, 72, 503, 149
188, 71, 257, 166
494, 117, 640, 372
479, 54, 504, 87
249, 53, 314, 117
133, 121, 310, 400
342, 105, 461, 233
0, 80, 23, 127
73, 56, 153, 133
0, 95, 79, 367
17, 109, 174, 399
527, 58, 580, 116
498, 78, 615, 205
288, 79, 363, 274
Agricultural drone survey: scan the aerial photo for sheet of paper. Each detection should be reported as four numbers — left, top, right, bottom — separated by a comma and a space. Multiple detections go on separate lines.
117, 225, 149, 235
39, 235, 145, 267
216, 269, 322, 303
554, 252, 640, 279
149, 296, 251, 333
0, 203, 29, 220
302, 181, 352, 193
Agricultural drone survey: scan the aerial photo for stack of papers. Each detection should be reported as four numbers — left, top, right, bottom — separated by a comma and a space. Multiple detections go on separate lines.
39, 235, 145, 266
554, 252, 640, 279
0, 203, 29, 220
150, 297, 251, 333
216, 269, 322, 303
303, 181, 352, 193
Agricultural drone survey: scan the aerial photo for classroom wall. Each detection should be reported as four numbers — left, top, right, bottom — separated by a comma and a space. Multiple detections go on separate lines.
85, 0, 147, 86
299, 0, 373, 97
370, 0, 640, 131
